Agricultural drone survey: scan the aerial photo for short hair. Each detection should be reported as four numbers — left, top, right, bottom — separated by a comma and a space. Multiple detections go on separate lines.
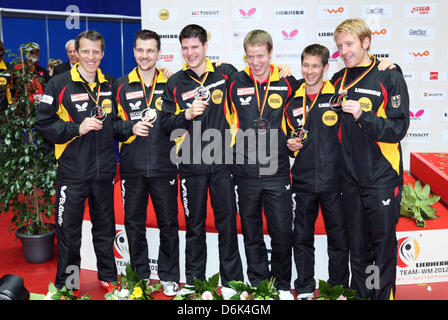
334, 18, 371, 51
75, 30, 105, 52
243, 30, 273, 53
65, 39, 75, 50
301, 44, 330, 66
134, 29, 161, 50
179, 24, 207, 45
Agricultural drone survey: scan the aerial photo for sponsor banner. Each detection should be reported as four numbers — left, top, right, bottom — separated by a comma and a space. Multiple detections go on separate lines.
410, 107, 431, 122
80, 221, 330, 288
404, 25, 436, 41
317, 5, 349, 19
189, 7, 223, 21
274, 27, 305, 43
396, 230, 448, 285
145, 8, 179, 23
273, 5, 306, 20
370, 27, 392, 41
421, 89, 446, 100
403, 48, 434, 63
405, 3, 438, 18
232, 6, 263, 21
421, 71, 447, 81
403, 128, 431, 144
360, 4, 393, 19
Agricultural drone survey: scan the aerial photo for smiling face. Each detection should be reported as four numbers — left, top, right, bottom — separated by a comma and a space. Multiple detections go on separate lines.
301, 54, 328, 90
181, 37, 208, 75
335, 31, 371, 68
77, 37, 104, 77
245, 44, 272, 82
134, 38, 160, 72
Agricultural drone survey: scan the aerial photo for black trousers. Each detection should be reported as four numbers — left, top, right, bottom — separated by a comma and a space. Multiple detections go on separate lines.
122, 175, 179, 281
292, 191, 349, 294
180, 168, 243, 286
343, 182, 402, 300
54, 179, 117, 289
233, 175, 294, 290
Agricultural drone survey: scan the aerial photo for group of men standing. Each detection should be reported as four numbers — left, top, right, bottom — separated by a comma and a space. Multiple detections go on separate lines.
34, 17, 409, 300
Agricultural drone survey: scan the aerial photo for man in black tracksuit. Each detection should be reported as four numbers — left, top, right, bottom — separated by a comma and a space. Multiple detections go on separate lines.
285, 44, 349, 300
227, 30, 299, 300
34, 30, 133, 291
160, 25, 243, 295
113, 30, 180, 295
332, 19, 409, 300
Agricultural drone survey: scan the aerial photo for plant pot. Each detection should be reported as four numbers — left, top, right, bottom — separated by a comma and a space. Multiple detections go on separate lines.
15, 223, 56, 264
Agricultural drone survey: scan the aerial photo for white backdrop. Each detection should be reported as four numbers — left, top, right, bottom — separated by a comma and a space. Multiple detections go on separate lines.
141, 0, 448, 170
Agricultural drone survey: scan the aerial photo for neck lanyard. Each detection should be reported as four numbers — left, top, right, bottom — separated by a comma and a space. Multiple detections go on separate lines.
188, 71, 209, 87
339, 56, 376, 93
302, 82, 324, 126
139, 69, 158, 108
252, 68, 272, 118
81, 82, 101, 106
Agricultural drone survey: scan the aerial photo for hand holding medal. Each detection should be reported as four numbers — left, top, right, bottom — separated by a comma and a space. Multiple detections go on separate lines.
329, 91, 348, 111
185, 85, 210, 120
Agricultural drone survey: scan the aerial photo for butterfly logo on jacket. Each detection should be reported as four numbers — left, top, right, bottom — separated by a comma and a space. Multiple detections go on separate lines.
240, 96, 252, 106
75, 102, 88, 112
130, 100, 142, 110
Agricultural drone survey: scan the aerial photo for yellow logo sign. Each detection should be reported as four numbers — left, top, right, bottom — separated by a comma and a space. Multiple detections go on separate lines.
159, 9, 170, 20
211, 89, 223, 105
0, 77, 7, 85
101, 99, 112, 114
268, 93, 283, 109
322, 110, 338, 126
155, 97, 163, 111
358, 97, 372, 112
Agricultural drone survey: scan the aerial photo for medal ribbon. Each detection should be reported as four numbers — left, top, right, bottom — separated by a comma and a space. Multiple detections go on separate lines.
139, 69, 158, 108
253, 69, 272, 118
81, 82, 101, 106
339, 55, 376, 94
302, 82, 324, 126
187, 71, 210, 94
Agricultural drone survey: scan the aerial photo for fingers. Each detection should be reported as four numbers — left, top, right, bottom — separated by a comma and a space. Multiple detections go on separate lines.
287, 138, 303, 151
132, 121, 153, 137
186, 98, 209, 120
79, 117, 103, 135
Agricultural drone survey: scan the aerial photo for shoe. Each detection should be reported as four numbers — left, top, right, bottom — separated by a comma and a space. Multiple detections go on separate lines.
98, 280, 115, 293
161, 281, 179, 296
278, 290, 295, 300
221, 287, 237, 300
297, 292, 314, 300
176, 286, 195, 296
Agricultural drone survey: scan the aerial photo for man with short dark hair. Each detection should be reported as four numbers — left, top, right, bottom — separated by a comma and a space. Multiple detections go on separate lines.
285, 44, 349, 300
160, 24, 244, 298
35, 30, 132, 292
113, 29, 180, 296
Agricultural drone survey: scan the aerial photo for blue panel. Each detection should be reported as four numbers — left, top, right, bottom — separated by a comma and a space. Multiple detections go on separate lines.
87, 20, 122, 80
2, 17, 47, 67
122, 21, 141, 76
47, 18, 87, 64
0, 0, 141, 17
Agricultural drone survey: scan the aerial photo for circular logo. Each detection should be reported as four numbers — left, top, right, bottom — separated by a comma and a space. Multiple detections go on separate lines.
398, 236, 421, 268
358, 97, 372, 112
211, 89, 223, 104
268, 93, 283, 109
155, 97, 163, 111
322, 110, 338, 126
101, 99, 112, 114
0, 77, 7, 85
158, 9, 170, 20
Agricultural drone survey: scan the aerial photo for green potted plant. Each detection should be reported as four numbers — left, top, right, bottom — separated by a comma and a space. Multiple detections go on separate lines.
0, 43, 57, 263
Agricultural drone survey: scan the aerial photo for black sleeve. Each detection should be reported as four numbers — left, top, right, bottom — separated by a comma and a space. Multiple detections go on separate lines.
33, 78, 80, 144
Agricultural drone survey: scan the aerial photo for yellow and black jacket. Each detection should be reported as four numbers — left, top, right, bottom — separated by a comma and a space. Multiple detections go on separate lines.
0, 59, 13, 112
113, 67, 177, 178
227, 65, 299, 178
285, 80, 343, 192
160, 58, 235, 176
34, 64, 132, 182
331, 56, 410, 188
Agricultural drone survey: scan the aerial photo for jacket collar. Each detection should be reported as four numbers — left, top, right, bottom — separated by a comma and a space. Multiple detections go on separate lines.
70, 63, 107, 83
128, 67, 168, 84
